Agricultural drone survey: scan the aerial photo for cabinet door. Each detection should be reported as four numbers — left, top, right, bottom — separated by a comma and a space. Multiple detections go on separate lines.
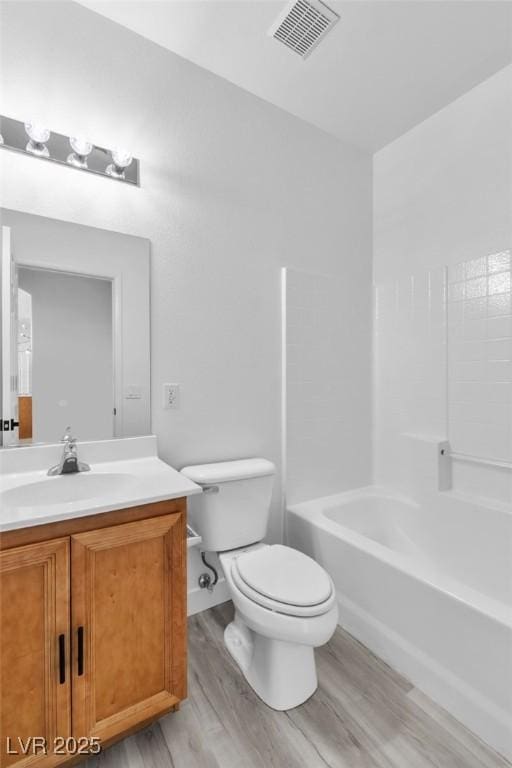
0, 539, 70, 768
71, 512, 186, 745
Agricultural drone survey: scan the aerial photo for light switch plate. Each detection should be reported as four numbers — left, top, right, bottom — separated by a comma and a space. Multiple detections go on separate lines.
163, 383, 180, 410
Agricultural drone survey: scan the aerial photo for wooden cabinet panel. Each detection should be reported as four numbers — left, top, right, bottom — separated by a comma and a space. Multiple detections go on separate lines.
70, 512, 186, 746
17, 397, 33, 441
0, 539, 70, 768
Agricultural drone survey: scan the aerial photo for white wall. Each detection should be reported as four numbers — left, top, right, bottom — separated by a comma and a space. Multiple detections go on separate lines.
374, 65, 511, 282
373, 66, 512, 501
285, 268, 372, 505
0, 1, 372, 602
18, 267, 113, 443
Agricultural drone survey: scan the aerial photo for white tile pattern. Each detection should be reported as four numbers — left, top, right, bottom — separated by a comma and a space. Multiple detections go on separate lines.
374, 268, 447, 488
374, 250, 511, 500
447, 251, 512, 463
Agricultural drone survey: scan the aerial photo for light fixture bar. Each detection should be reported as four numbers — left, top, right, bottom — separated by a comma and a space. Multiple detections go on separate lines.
0, 115, 140, 186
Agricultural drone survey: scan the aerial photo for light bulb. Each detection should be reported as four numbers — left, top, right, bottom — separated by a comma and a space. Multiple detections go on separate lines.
67, 135, 93, 168
25, 120, 50, 157
106, 148, 133, 179
111, 149, 132, 168
70, 136, 93, 156
25, 121, 50, 143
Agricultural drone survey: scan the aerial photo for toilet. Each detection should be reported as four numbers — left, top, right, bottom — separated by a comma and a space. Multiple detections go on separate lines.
181, 458, 338, 711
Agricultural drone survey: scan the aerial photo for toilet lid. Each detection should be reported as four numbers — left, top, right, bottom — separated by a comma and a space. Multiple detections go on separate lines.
234, 545, 332, 608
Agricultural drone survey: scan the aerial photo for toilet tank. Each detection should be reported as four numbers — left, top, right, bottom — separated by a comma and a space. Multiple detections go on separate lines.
181, 458, 275, 552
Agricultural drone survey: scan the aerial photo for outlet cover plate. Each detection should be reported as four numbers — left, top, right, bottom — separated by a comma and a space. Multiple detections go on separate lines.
163, 383, 180, 410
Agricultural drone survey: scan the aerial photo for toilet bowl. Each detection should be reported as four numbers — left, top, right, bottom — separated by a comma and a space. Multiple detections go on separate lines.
220, 544, 338, 710
180, 458, 338, 711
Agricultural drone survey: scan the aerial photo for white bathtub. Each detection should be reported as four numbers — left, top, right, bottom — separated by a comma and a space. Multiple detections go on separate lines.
287, 486, 512, 761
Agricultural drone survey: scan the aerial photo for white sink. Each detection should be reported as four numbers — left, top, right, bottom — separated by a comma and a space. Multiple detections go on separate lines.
0, 435, 202, 532
2, 472, 137, 508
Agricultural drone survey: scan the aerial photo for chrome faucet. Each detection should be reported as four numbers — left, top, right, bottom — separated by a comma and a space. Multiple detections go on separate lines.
47, 427, 91, 476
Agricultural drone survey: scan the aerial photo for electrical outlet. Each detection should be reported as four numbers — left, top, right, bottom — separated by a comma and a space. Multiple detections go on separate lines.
163, 383, 180, 410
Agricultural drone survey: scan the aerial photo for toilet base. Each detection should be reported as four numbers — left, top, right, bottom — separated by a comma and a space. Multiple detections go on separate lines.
224, 613, 318, 711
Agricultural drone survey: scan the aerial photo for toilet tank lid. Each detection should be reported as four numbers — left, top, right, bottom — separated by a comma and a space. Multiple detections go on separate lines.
180, 458, 275, 485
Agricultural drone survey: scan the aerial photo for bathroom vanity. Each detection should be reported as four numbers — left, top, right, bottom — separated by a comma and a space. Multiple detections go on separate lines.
0, 436, 201, 768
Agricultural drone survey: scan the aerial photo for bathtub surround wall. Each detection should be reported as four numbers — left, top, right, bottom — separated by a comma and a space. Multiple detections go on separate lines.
448, 254, 512, 465
0, 2, 372, 611
374, 253, 512, 502
374, 268, 447, 493
284, 269, 372, 505
374, 66, 512, 501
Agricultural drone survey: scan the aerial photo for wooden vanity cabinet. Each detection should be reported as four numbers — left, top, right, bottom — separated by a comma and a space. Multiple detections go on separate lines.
0, 539, 71, 768
71, 512, 186, 743
0, 499, 187, 768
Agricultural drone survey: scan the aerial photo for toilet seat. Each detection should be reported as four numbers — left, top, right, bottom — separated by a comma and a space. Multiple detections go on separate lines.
231, 545, 336, 618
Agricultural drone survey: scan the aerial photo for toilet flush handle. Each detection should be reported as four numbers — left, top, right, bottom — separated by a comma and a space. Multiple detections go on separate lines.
202, 485, 219, 494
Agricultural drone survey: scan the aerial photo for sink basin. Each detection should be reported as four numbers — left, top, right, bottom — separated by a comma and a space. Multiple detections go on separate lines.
2, 473, 136, 508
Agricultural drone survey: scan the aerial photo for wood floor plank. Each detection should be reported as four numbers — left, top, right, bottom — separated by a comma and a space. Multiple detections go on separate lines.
285, 686, 394, 768
84, 601, 510, 768
406, 688, 511, 768
319, 650, 502, 768
159, 699, 221, 768
131, 722, 176, 768
322, 626, 413, 700
85, 736, 138, 767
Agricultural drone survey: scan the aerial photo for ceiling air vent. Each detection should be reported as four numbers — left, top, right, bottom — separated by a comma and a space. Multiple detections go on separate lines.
268, 0, 339, 59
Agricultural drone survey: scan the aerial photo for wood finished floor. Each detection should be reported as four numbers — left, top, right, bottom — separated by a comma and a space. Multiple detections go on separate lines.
86, 601, 509, 768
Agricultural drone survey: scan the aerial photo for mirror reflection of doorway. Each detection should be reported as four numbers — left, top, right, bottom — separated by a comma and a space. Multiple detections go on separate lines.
1, 210, 151, 447
17, 267, 114, 444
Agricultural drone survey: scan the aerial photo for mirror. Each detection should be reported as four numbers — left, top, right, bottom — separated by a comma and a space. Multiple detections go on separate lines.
1, 209, 150, 446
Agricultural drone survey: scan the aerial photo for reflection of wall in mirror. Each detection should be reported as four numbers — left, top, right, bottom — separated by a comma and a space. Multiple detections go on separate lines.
17, 267, 113, 444
17, 287, 32, 394
17, 287, 33, 439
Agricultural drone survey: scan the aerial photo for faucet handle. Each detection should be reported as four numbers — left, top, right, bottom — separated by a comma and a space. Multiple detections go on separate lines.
60, 426, 76, 444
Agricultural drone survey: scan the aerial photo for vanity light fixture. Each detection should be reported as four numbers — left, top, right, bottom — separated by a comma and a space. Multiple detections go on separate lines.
0, 114, 140, 185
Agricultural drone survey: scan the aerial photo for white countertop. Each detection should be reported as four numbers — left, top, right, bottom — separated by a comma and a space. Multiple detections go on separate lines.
0, 435, 202, 532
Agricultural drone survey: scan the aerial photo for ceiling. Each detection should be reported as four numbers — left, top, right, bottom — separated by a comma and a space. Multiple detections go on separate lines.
78, 0, 512, 151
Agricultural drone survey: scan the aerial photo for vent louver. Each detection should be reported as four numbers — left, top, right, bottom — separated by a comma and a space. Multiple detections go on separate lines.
268, 0, 339, 59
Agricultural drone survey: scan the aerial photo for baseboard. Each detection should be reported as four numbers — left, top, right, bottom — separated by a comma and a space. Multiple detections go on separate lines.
336, 593, 512, 762
187, 578, 230, 616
